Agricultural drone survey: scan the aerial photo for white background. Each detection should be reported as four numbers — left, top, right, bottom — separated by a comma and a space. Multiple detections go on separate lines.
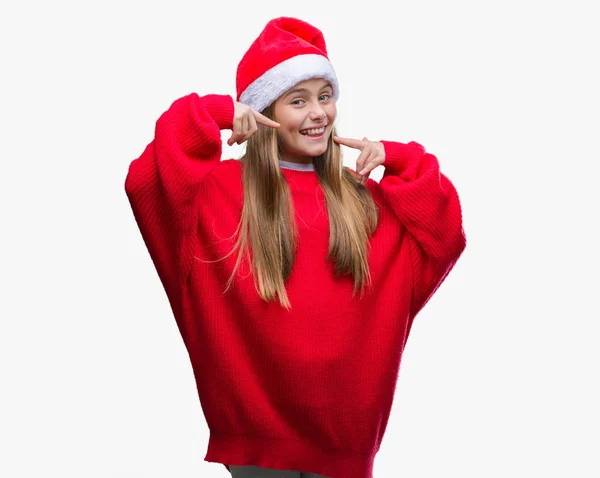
1, 0, 598, 477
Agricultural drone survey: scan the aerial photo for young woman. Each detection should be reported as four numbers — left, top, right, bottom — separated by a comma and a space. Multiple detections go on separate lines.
125, 16, 466, 478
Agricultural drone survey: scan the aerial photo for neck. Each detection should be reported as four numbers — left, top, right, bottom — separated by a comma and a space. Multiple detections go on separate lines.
279, 159, 315, 171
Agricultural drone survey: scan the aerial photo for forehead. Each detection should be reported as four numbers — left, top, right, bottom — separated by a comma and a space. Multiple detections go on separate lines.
285, 78, 332, 93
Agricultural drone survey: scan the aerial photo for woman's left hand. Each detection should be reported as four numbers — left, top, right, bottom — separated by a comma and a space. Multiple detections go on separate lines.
333, 136, 385, 185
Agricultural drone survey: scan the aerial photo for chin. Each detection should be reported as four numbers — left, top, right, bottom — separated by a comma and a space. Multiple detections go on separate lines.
299, 144, 328, 157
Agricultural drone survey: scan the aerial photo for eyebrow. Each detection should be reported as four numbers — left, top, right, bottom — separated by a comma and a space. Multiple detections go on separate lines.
283, 82, 333, 98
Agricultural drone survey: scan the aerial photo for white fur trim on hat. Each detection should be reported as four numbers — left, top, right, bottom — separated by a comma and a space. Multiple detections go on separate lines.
239, 54, 339, 112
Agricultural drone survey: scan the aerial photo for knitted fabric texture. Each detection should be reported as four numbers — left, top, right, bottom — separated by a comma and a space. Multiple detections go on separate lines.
124, 93, 466, 478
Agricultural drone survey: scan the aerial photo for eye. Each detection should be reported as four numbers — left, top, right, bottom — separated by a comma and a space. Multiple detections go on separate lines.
319, 94, 331, 101
291, 99, 305, 105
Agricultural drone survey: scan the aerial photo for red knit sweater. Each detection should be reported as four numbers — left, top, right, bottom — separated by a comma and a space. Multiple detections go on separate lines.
124, 93, 466, 478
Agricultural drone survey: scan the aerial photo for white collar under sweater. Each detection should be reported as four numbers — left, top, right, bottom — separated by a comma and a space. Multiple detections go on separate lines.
279, 159, 315, 171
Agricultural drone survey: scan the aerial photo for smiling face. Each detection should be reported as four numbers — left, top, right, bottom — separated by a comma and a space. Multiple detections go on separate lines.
272, 78, 337, 164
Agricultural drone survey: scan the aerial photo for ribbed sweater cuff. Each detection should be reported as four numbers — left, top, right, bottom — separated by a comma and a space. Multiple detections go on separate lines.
202, 94, 234, 131
380, 140, 425, 174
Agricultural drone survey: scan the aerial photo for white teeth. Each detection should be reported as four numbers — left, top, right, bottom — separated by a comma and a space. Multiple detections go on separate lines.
300, 127, 326, 136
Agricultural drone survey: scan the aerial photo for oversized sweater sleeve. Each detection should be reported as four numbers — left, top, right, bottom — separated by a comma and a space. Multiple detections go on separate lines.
377, 140, 467, 319
124, 93, 234, 317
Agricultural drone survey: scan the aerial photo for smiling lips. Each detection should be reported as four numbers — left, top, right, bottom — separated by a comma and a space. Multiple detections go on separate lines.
300, 125, 327, 137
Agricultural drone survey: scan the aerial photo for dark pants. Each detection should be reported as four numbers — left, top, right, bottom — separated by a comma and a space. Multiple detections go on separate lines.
229, 464, 330, 478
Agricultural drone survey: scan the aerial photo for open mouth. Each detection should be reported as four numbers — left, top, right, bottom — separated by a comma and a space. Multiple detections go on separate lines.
299, 126, 327, 138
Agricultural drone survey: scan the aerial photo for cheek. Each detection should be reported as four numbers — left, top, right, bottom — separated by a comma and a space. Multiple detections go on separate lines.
283, 122, 302, 140
281, 128, 296, 143
277, 129, 296, 151
326, 105, 337, 122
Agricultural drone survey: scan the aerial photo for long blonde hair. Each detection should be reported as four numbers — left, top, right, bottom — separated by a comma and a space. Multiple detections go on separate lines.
196, 104, 379, 310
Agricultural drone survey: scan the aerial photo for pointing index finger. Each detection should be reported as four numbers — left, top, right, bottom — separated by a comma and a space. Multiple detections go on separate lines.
252, 110, 281, 128
333, 136, 365, 149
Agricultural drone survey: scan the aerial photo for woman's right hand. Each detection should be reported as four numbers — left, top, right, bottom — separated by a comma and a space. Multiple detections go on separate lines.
227, 101, 281, 146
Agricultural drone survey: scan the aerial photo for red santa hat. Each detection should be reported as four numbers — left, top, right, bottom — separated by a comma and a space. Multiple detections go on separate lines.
236, 17, 340, 113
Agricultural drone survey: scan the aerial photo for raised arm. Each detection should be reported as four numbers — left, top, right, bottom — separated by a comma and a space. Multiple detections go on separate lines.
378, 140, 467, 319
124, 93, 234, 317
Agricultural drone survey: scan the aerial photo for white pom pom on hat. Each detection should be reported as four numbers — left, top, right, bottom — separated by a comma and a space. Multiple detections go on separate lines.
236, 16, 340, 113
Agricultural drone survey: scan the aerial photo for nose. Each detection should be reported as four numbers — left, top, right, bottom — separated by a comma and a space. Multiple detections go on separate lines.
309, 102, 326, 121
